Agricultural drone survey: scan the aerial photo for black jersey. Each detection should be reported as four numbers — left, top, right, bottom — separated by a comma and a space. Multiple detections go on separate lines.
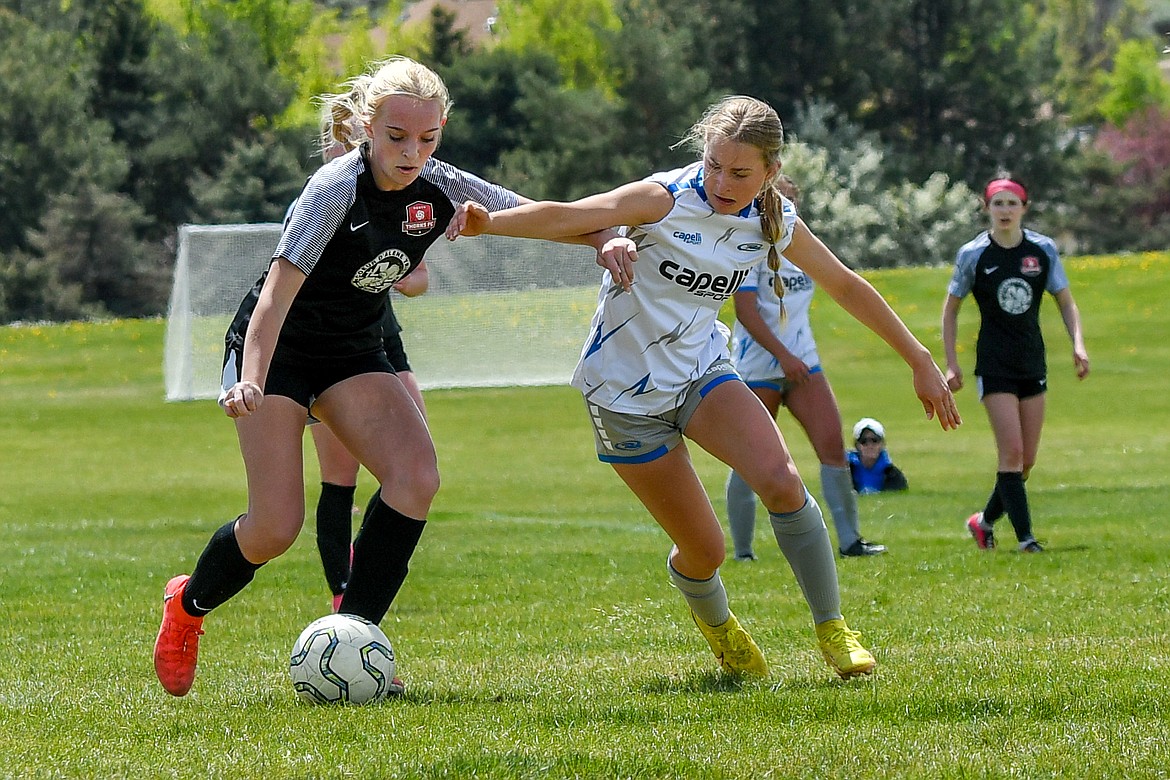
226, 146, 521, 363
947, 229, 1070, 379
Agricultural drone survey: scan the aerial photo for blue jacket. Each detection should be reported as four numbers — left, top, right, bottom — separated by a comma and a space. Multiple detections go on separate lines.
848, 450, 908, 494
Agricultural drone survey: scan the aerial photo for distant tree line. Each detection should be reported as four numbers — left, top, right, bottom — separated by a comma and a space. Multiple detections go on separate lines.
1, 0, 1168, 323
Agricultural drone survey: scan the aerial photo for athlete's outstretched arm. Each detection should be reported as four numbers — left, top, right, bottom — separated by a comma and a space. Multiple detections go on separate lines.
445, 181, 672, 241
446, 181, 670, 293
784, 218, 961, 430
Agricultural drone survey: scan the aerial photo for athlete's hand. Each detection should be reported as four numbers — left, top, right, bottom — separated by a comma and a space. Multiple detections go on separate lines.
914, 361, 962, 430
1073, 348, 1090, 380
445, 201, 491, 240
945, 364, 963, 392
778, 353, 810, 385
597, 236, 637, 292
222, 380, 263, 418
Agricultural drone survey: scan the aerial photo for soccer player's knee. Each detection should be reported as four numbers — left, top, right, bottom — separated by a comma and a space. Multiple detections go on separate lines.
385, 460, 439, 505
695, 543, 726, 573
754, 470, 806, 514
248, 517, 303, 560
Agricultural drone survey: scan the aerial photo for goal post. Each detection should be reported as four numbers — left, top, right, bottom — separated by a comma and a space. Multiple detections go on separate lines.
163, 223, 603, 401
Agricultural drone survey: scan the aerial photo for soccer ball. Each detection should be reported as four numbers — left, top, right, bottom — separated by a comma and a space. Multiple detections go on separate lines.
289, 613, 396, 705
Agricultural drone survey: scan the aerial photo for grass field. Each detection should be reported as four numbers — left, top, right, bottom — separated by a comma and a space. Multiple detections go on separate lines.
1, 253, 1167, 779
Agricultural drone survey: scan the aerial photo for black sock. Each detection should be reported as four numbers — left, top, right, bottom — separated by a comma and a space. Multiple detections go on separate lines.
316, 482, 356, 596
982, 488, 1005, 523
994, 471, 1033, 542
183, 518, 264, 616
339, 491, 426, 624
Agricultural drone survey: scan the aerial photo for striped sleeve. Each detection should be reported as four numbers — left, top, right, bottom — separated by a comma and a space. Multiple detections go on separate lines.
423, 158, 523, 212
274, 159, 358, 275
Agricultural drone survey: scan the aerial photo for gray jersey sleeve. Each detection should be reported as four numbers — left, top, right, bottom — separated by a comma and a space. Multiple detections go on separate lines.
1030, 231, 1069, 294
947, 235, 986, 298
274, 157, 359, 276
423, 158, 524, 211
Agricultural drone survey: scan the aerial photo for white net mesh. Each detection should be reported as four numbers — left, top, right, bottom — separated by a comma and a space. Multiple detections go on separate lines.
163, 223, 603, 401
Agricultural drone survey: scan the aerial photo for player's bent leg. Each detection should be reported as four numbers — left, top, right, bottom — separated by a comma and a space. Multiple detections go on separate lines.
315, 373, 439, 520
315, 375, 439, 624
233, 396, 312, 561
611, 447, 726, 578
611, 447, 764, 673
686, 379, 807, 514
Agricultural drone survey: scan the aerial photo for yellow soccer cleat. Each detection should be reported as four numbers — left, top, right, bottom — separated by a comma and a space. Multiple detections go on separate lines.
815, 618, 876, 679
690, 610, 769, 677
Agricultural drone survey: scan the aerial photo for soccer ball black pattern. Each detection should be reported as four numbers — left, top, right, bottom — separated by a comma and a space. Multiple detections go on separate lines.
289, 613, 395, 705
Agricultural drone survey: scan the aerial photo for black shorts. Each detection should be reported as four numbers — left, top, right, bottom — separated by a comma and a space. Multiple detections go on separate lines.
384, 331, 411, 373
977, 375, 1047, 400
220, 345, 394, 410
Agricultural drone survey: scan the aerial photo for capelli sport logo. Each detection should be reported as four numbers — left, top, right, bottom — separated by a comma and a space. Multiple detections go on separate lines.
673, 230, 702, 245
658, 260, 749, 300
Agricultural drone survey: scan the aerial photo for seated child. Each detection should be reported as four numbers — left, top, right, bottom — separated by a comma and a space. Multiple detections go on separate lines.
847, 418, 908, 494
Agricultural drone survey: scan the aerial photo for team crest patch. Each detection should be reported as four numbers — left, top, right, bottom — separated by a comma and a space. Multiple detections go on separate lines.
351, 248, 409, 293
997, 278, 1033, 315
1020, 255, 1041, 276
403, 201, 436, 235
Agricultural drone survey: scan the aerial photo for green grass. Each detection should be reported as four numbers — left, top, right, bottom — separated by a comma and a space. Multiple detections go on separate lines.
1, 253, 1168, 779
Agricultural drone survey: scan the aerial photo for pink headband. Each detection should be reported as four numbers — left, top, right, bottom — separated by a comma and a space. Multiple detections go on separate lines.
984, 179, 1027, 203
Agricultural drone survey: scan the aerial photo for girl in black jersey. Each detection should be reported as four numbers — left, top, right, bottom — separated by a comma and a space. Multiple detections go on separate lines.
152, 56, 614, 698
942, 178, 1090, 553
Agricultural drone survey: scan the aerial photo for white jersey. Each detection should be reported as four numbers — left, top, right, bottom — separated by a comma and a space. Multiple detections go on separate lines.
570, 162, 797, 415
730, 255, 820, 381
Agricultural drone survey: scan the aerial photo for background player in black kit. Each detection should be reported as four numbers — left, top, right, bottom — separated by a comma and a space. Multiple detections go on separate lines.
296, 134, 432, 615
942, 177, 1090, 553
152, 56, 615, 697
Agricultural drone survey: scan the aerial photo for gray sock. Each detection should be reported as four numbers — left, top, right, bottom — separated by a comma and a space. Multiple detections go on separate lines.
820, 463, 861, 551
769, 493, 842, 624
667, 558, 730, 628
725, 470, 758, 559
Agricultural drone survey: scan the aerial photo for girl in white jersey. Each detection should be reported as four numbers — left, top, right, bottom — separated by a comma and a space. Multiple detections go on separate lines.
448, 96, 960, 680
726, 175, 887, 560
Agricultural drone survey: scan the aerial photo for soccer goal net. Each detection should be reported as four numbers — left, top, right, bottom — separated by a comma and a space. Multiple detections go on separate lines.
163, 223, 604, 401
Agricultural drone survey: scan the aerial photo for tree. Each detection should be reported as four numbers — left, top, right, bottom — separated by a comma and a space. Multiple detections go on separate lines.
26, 183, 170, 318
190, 132, 310, 224
496, 0, 621, 93
1095, 37, 1170, 125
438, 48, 565, 182
0, 248, 90, 324
128, 12, 304, 232
428, 4, 473, 68
1042, 0, 1150, 124
0, 11, 130, 253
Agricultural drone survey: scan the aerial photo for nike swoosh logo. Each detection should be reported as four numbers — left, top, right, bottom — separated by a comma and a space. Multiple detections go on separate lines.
983, 266, 998, 274
350, 221, 369, 231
